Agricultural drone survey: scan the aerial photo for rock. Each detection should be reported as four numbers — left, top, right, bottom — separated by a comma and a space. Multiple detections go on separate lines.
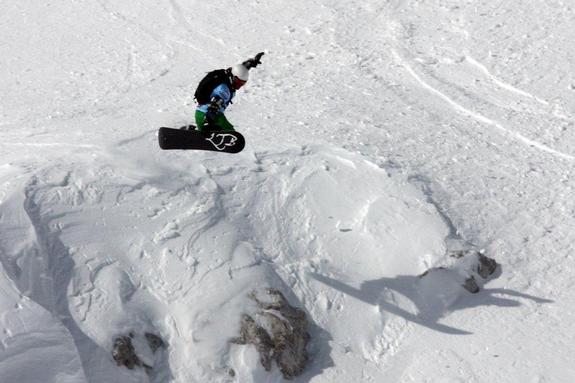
463, 276, 480, 294
231, 288, 310, 379
231, 314, 275, 371
145, 333, 166, 353
476, 253, 498, 279
112, 333, 141, 370
449, 250, 467, 259
262, 290, 310, 379
418, 266, 447, 278
422, 250, 499, 294
112, 332, 167, 373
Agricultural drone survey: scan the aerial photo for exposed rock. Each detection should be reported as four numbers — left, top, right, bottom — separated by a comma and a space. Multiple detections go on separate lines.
449, 250, 467, 259
112, 333, 141, 370
231, 288, 310, 379
418, 266, 446, 278
231, 314, 275, 371
476, 253, 498, 279
422, 250, 499, 294
463, 276, 480, 294
112, 332, 167, 373
262, 290, 310, 379
145, 332, 166, 353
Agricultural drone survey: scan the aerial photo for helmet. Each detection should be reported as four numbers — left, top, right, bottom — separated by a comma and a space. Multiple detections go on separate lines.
231, 64, 249, 81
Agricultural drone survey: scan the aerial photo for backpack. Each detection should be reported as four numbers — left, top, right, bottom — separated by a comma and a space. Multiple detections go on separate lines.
194, 69, 231, 105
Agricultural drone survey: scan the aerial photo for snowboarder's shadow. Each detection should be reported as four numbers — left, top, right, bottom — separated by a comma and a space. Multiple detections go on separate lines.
309, 271, 553, 335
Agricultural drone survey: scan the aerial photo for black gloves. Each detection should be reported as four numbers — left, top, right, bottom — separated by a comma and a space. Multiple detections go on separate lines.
208, 96, 224, 117
242, 52, 265, 69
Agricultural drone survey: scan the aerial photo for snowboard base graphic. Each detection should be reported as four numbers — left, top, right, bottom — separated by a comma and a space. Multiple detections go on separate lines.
158, 127, 245, 153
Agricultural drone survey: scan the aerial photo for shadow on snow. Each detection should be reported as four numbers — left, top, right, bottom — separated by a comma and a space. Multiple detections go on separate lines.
309, 270, 553, 336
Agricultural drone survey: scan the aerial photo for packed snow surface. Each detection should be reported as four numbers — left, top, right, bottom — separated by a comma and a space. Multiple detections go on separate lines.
1, 0, 574, 382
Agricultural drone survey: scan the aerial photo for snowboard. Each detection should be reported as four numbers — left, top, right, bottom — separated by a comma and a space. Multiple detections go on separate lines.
158, 127, 245, 153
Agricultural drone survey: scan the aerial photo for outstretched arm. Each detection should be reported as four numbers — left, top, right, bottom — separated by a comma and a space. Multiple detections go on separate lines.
242, 52, 265, 69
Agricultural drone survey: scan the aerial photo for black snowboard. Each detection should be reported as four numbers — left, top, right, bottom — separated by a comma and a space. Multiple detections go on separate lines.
158, 127, 245, 153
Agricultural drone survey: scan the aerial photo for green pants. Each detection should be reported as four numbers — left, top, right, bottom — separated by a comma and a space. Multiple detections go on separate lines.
195, 110, 234, 132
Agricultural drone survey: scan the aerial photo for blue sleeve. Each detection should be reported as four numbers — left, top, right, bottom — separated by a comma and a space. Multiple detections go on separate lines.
197, 84, 234, 114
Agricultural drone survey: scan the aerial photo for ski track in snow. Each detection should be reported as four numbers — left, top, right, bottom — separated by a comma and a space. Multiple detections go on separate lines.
464, 55, 550, 107
393, 50, 575, 161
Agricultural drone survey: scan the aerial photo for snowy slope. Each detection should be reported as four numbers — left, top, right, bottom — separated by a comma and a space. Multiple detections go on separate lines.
1, 1, 575, 382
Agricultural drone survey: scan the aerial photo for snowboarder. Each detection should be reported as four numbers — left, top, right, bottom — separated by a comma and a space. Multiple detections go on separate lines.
192, 52, 264, 132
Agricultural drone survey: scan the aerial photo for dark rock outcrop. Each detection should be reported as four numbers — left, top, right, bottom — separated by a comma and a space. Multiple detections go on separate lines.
476, 253, 498, 279
463, 276, 480, 294
421, 250, 499, 294
145, 333, 166, 353
231, 288, 310, 379
112, 332, 167, 373
453, 250, 499, 293
112, 333, 142, 370
232, 313, 275, 370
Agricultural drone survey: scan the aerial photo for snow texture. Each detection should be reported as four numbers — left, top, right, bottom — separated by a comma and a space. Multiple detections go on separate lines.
1, 0, 573, 382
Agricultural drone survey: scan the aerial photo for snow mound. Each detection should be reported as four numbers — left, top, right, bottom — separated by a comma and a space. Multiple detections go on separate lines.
1, 141, 452, 381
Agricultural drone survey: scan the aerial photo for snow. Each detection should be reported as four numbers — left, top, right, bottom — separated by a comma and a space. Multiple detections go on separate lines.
1, 0, 574, 382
